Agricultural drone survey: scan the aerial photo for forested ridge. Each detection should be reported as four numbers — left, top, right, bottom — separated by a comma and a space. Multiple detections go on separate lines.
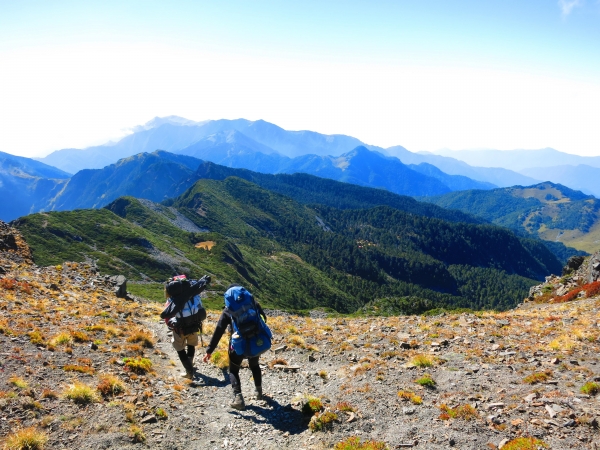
13, 175, 564, 314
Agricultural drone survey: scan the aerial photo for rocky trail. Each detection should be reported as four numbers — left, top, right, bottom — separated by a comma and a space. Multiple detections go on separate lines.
1, 220, 600, 449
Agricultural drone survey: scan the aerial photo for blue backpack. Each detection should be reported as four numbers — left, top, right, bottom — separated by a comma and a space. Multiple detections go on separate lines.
224, 286, 272, 358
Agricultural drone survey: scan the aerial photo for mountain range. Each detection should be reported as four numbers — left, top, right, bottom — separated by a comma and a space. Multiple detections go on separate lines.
13, 175, 563, 313
34, 116, 542, 190
1, 148, 494, 221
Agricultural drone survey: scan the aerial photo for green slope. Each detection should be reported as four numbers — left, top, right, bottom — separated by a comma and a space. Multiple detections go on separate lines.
191, 161, 482, 224
424, 182, 598, 255
13, 178, 564, 313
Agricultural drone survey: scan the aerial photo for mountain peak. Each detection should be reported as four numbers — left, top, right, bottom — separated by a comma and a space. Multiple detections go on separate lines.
131, 116, 209, 132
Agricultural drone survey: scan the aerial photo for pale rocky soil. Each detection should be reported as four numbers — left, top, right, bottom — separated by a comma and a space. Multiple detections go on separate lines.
1, 221, 600, 449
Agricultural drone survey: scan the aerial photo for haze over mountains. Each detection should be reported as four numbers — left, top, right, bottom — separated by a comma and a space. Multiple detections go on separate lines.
433, 148, 600, 197
34, 116, 541, 190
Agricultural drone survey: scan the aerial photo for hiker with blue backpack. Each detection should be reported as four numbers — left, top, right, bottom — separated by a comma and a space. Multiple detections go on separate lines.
202, 284, 272, 411
160, 274, 210, 379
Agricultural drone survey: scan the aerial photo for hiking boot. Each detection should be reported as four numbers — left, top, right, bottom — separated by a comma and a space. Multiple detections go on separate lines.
180, 369, 193, 379
230, 393, 246, 411
180, 358, 194, 379
255, 385, 263, 401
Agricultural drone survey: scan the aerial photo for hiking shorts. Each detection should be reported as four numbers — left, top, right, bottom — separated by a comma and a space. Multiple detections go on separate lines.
171, 330, 198, 352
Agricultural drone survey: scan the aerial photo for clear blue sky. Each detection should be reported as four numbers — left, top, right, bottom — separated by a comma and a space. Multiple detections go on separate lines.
1, 0, 599, 156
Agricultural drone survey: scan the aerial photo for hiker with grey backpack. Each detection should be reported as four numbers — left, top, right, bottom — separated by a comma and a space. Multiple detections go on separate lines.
161, 274, 210, 379
202, 284, 272, 410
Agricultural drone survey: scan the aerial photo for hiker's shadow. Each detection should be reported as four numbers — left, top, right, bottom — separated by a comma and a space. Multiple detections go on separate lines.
232, 397, 308, 435
192, 367, 229, 388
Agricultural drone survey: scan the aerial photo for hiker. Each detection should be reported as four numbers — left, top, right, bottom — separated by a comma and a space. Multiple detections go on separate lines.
202, 284, 272, 411
162, 275, 210, 379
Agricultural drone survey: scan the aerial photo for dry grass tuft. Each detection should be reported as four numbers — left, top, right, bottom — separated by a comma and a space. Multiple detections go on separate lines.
410, 354, 434, 368
439, 404, 478, 421
3, 427, 48, 450
580, 381, 600, 396
502, 437, 548, 450
49, 332, 72, 347
210, 350, 229, 369
333, 436, 388, 450
523, 370, 552, 385
97, 374, 126, 396
126, 329, 155, 348
309, 410, 338, 432
63, 382, 99, 404
123, 357, 152, 374
9, 375, 29, 390
268, 358, 288, 368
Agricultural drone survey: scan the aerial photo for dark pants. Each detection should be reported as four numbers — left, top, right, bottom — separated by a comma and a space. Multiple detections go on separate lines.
228, 351, 261, 394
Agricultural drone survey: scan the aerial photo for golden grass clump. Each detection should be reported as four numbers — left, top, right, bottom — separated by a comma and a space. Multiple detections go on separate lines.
126, 329, 155, 348
287, 335, 306, 348
49, 332, 72, 347
123, 357, 152, 374
335, 401, 356, 412
439, 404, 478, 421
523, 370, 552, 385
97, 374, 126, 396
502, 437, 548, 450
301, 396, 323, 415
580, 381, 600, 396
9, 376, 29, 390
3, 427, 49, 450
63, 365, 95, 375
63, 382, 99, 404
129, 425, 146, 443
333, 437, 388, 450
28, 331, 45, 346
210, 350, 230, 369
397, 390, 422, 405
268, 358, 288, 368
410, 354, 434, 368
70, 330, 90, 343
309, 410, 338, 432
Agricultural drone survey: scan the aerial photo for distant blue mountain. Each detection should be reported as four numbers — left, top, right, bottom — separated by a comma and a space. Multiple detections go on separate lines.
387, 145, 540, 188
37, 117, 377, 174
0, 151, 70, 221
408, 163, 496, 191
520, 164, 600, 198
433, 147, 600, 171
